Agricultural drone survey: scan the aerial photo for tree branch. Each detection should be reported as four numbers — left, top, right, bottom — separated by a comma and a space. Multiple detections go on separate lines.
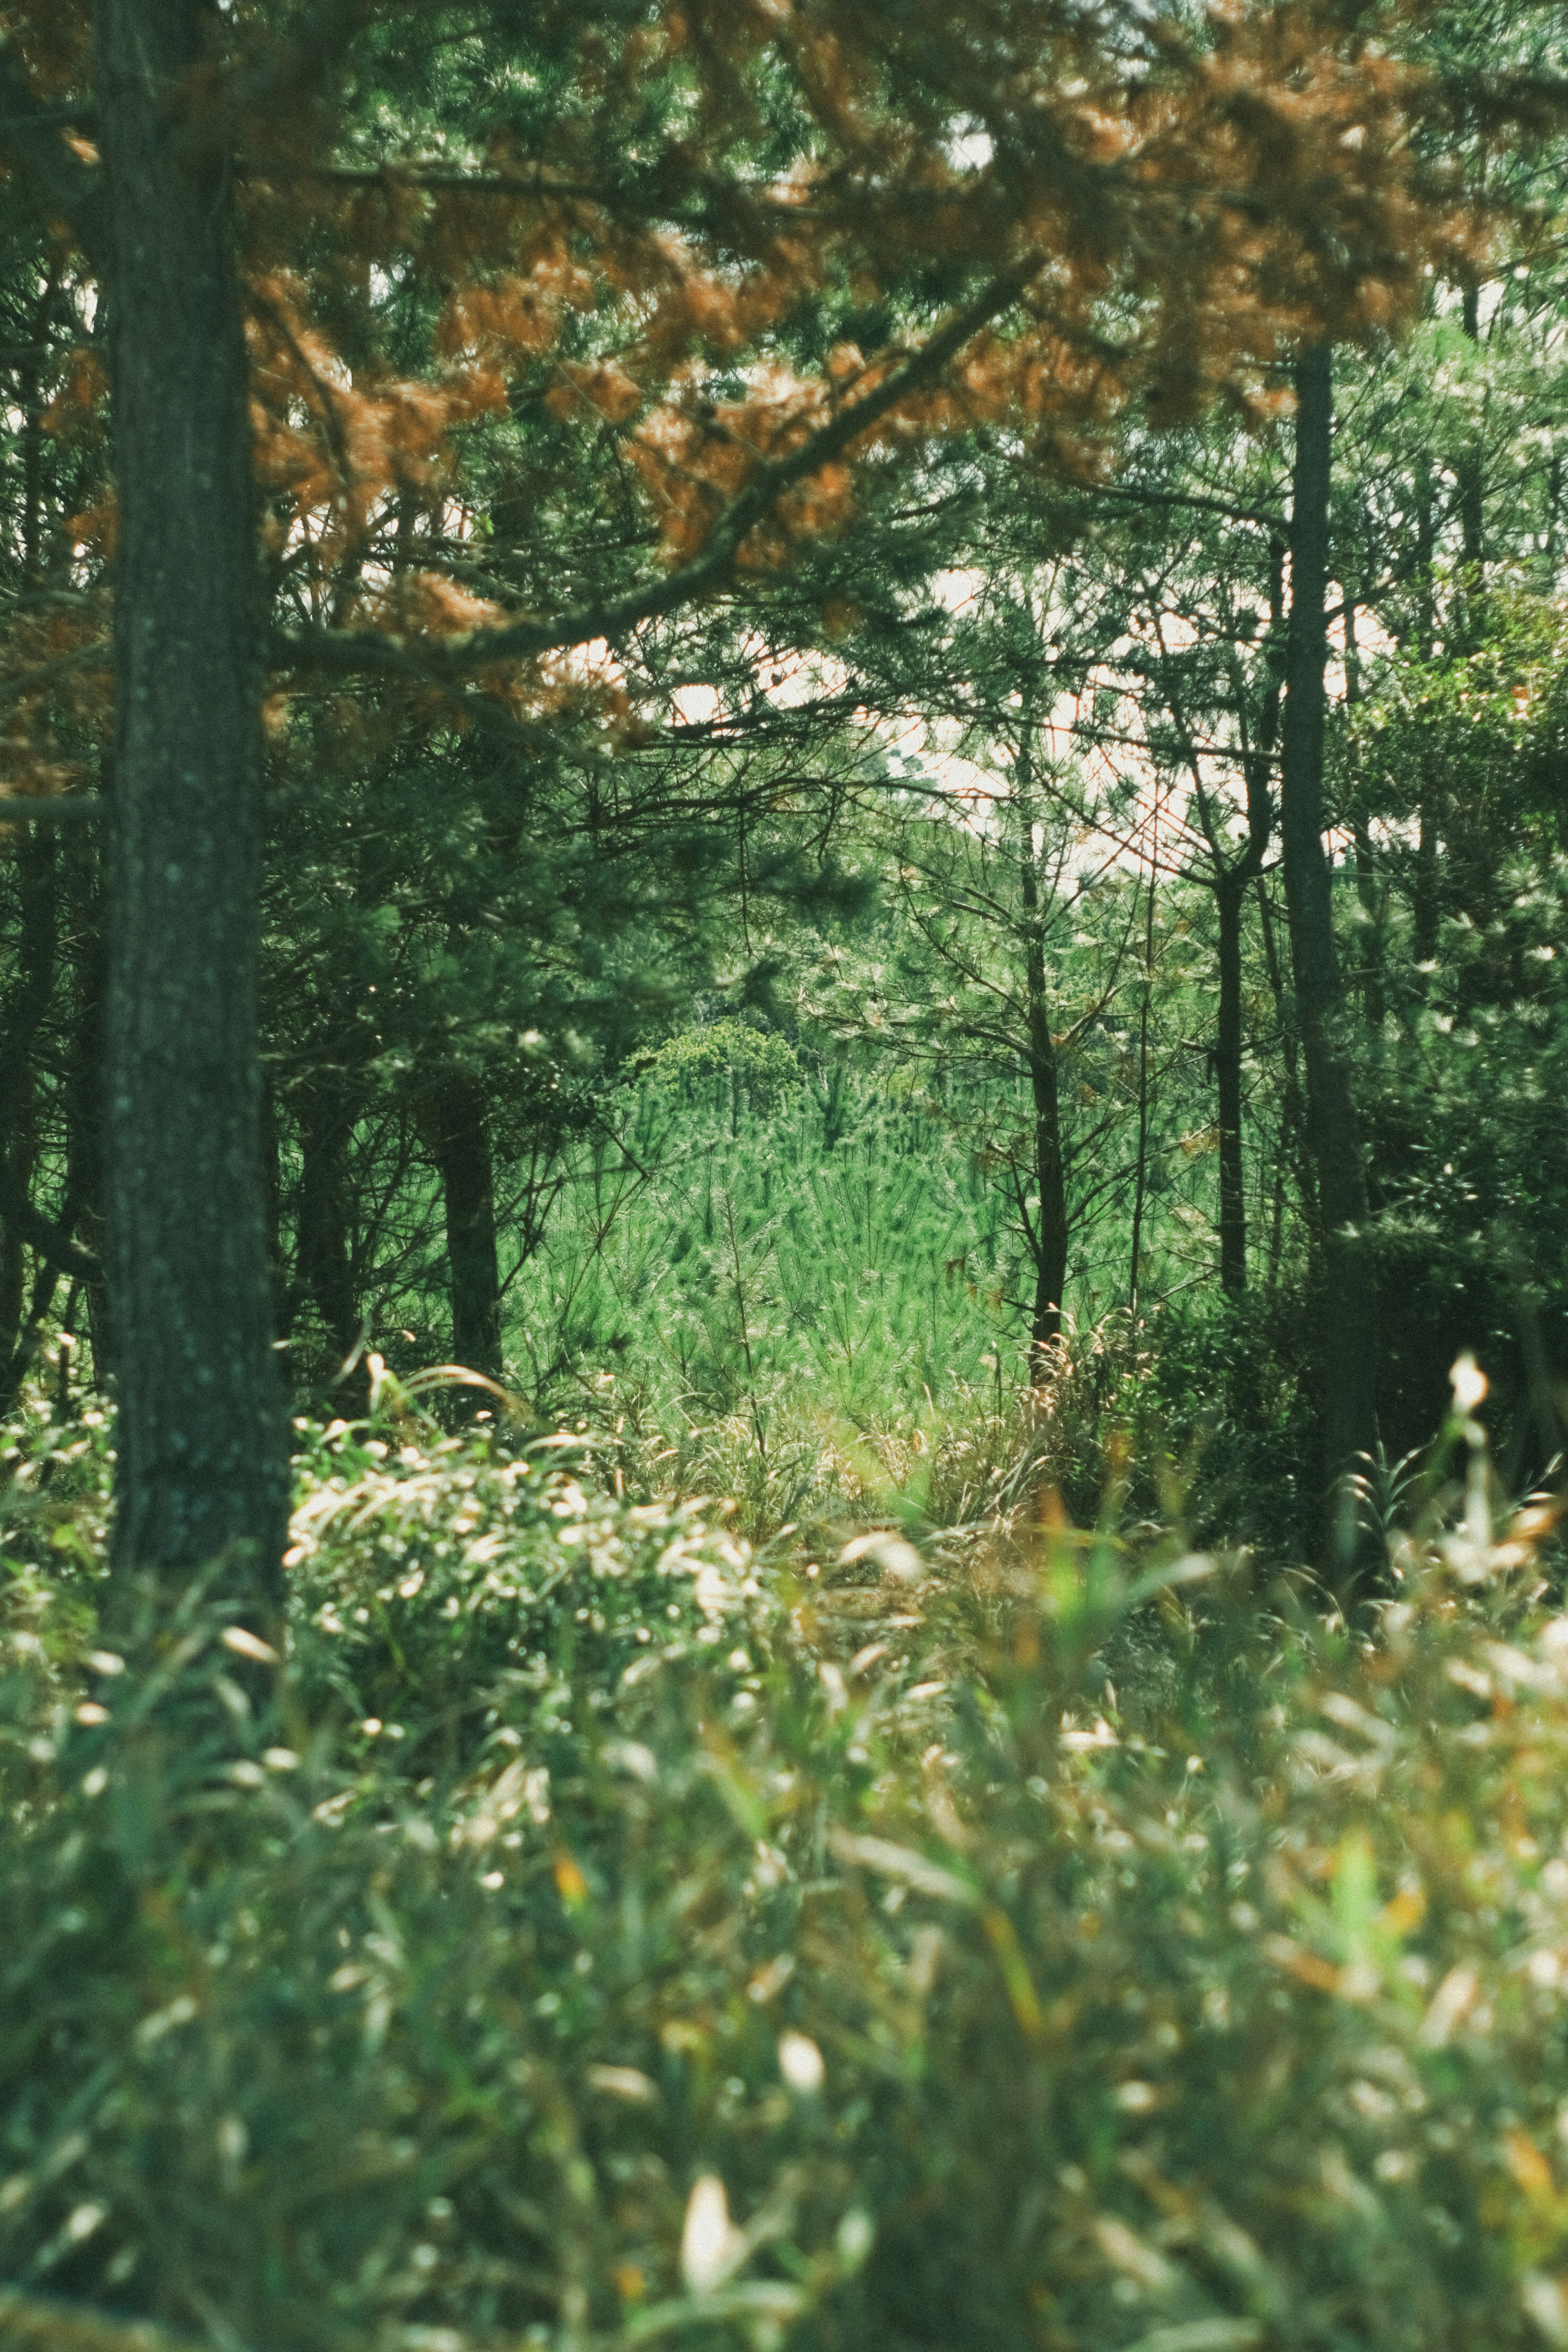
273, 261, 1036, 687
0, 1157, 97, 1283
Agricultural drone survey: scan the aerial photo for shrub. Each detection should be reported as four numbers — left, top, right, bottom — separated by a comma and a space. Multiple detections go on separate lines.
5, 1388, 1568, 2350
644, 1020, 804, 1113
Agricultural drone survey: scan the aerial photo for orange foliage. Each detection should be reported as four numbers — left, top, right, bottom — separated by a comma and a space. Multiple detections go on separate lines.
0, 0, 1492, 722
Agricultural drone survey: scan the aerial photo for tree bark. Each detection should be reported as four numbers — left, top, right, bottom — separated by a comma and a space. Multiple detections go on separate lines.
97, 0, 288, 1594
0, 829, 56, 1366
1214, 867, 1247, 1298
63, 838, 112, 1379
432, 1076, 503, 1380
1457, 283, 1486, 638
1016, 746, 1068, 1374
1278, 343, 1377, 1506
1128, 830, 1156, 1320
1412, 462, 1440, 964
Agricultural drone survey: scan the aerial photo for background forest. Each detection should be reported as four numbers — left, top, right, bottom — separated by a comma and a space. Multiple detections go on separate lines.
4, 1, 1568, 2349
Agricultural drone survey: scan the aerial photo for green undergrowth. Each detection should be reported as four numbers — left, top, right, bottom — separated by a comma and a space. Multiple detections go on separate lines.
5, 1384, 1568, 2351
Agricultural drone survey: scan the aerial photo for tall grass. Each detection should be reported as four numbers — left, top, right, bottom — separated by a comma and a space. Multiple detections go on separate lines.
504, 1068, 1019, 1514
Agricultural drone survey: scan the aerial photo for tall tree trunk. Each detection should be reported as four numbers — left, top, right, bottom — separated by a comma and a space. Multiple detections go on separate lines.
432, 1077, 503, 1381
1278, 343, 1377, 1512
1342, 596, 1386, 1038
1207, 538, 1283, 1302
63, 835, 111, 1381
1016, 744, 1068, 1374
1214, 867, 1247, 1298
0, 829, 56, 1365
1128, 828, 1156, 1320
98, 0, 288, 1595
1256, 875, 1318, 1236
1457, 283, 1486, 640
1412, 463, 1440, 964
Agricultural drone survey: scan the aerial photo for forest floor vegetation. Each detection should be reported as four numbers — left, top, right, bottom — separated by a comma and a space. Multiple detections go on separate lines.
2, 1368, 1568, 2352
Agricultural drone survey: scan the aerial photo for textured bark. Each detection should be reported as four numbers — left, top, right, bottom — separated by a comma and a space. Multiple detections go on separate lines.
1255, 874, 1318, 1235
1412, 464, 1440, 964
97, 0, 288, 1592
0, 829, 56, 1352
1278, 344, 1377, 1504
433, 1078, 503, 1380
1214, 868, 1247, 1298
1213, 584, 1279, 1298
63, 841, 111, 1374
1128, 846, 1155, 1320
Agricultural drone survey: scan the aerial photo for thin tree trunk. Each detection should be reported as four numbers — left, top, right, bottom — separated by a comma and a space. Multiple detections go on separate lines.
0, 298, 55, 1383
0, 1260, 59, 1423
98, 0, 288, 1595
1016, 743, 1068, 1373
1128, 831, 1156, 1320
0, 1177, 25, 1383
0, 829, 56, 1363
1214, 868, 1246, 1297
433, 1077, 503, 1380
1278, 343, 1377, 1511
260, 1076, 288, 1341
1457, 283, 1486, 639
1256, 875, 1318, 1235
1412, 463, 1440, 964
63, 837, 111, 1379
1207, 539, 1282, 1301
1342, 596, 1386, 1037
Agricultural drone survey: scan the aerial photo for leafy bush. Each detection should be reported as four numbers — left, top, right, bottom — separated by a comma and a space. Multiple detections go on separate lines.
643, 1020, 805, 1112
6, 1388, 1568, 2350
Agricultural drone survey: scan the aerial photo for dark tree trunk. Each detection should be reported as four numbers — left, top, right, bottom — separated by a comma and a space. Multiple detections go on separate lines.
1214, 868, 1247, 1298
260, 1076, 289, 1341
63, 837, 111, 1379
1340, 590, 1385, 1040
0, 829, 56, 1365
1278, 343, 1377, 1508
0, 1182, 24, 1385
1457, 284, 1486, 635
1255, 874, 1318, 1234
97, 0, 288, 1595
1206, 539, 1283, 1301
432, 1077, 503, 1380
1412, 464, 1440, 964
1128, 835, 1156, 1320
1014, 762, 1069, 1375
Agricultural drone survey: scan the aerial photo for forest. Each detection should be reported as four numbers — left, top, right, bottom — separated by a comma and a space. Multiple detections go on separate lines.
2, 0, 1568, 2347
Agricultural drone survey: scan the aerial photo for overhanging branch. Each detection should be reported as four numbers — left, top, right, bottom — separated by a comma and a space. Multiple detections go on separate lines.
273, 261, 1036, 689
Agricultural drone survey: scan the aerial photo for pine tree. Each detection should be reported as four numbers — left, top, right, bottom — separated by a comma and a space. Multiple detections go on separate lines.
0, 0, 1468, 1598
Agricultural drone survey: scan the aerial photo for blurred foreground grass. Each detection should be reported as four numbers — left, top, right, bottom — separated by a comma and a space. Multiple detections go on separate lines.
4, 1371, 1568, 2352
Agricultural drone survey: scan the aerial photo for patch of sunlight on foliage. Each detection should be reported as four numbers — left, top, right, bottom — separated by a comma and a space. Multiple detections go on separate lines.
642, 1020, 805, 1113
4, 1372, 1568, 2349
